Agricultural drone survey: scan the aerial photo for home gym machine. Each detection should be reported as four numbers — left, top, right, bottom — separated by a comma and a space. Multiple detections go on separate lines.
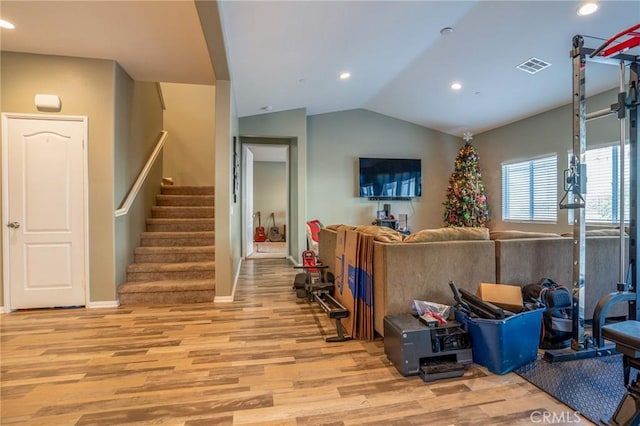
548, 24, 639, 364
293, 250, 352, 342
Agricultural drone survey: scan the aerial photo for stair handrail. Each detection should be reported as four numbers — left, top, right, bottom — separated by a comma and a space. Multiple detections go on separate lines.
115, 130, 168, 217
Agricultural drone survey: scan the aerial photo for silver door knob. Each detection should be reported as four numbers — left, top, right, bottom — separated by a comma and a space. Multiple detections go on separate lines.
7, 221, 20, 229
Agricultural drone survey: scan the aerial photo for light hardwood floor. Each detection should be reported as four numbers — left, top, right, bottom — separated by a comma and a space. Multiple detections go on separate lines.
1, 259, 592, 425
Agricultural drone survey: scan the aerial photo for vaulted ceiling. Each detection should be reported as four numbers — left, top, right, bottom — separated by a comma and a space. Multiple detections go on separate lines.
2, 1, 639, 136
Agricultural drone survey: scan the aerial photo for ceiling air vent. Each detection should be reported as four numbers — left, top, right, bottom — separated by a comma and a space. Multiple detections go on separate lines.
516, 57, 551, 74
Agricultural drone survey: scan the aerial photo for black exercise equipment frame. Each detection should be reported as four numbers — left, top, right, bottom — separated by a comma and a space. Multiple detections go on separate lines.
293, 264, 352, 343
546, 32, 639, 362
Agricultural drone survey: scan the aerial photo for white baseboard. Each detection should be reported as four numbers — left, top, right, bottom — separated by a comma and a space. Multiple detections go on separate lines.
216, 258, 242, 303
0, 302, 118, 311
86, 301, 119, 309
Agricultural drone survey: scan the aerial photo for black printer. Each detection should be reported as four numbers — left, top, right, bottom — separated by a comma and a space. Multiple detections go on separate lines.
384, 314, 472, 382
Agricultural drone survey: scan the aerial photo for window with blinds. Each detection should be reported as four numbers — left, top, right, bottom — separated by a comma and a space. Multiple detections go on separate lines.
568, 144, 629, 224
502, 155, 557, 222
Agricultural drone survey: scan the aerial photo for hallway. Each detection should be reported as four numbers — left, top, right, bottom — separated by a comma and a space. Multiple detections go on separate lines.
0, 259, 588, 425
246, 242, 287, 259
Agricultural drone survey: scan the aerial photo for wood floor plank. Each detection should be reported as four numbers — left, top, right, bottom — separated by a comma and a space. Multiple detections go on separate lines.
0, 258, 593, 425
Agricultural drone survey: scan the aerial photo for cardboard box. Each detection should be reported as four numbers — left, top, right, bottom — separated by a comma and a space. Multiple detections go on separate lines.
476, 283, 523, 313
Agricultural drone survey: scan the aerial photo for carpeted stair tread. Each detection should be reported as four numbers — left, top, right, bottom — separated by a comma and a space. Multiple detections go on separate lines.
119, 282, 215, 304
146, 218, 214, 232
161, 185, 214, 196
140, 231, 215, 239
127, 261, 215, 273
140, 231, 214, 247
146, 218, 214, 225
134, 246, 215, 254
147, 217, 214, 223
134, 246, 214, 263
151, 206, 214, 218
156, 194, 214, 207
119, 279, 215, 293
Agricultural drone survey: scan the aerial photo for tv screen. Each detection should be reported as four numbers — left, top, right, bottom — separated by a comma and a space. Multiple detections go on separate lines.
358, 157, 422, 199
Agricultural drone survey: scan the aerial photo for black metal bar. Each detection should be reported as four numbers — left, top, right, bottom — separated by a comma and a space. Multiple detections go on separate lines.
592, 292, 635, 347
580, 47, 638, 66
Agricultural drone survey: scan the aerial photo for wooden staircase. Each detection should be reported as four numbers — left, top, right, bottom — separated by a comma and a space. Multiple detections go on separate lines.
118, 185, 215, 305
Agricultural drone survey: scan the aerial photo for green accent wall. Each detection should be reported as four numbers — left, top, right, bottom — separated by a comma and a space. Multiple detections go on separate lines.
474, 88, 622, 233
239, 109, 307, 261
307, 109, 461, 232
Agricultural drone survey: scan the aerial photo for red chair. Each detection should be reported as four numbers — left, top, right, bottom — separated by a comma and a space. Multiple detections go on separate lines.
306, 219, 322, 256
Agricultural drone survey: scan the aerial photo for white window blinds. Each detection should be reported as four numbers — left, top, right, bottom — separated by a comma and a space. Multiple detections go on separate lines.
502, 155, 557, 222
568, 144, 629, 224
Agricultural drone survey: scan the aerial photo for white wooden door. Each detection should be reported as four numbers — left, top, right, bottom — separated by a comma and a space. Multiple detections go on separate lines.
2, 114, 87, 309
243, 146, 254, 257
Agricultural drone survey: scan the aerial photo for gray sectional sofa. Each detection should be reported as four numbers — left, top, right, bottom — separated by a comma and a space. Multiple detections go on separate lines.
319, 226, 628, 336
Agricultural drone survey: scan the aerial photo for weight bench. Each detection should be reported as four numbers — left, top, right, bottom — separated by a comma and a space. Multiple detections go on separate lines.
293, 250, 351, 342
601, 321, 640, 426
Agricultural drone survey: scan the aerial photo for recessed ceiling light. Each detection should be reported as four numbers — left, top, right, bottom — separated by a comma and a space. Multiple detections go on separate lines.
0, 19, 15, 29
339, 72, 351, 80
451, 82, 462, 90
577, 2, 598, 16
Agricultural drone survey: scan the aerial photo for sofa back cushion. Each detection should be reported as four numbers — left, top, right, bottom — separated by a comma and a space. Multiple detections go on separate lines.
404, 226, 489, 243
354, 225, 405, 242
561, 229, 624, 237
490, 230, 561, 240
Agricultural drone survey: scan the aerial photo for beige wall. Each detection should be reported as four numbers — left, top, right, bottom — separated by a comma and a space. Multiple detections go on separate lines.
1, 52, 117, 303
161, 82, 215, 186
306, 109, 461, 232
253, 161, 287, 234
114, 68, 164, 288
214, 80, 240, 299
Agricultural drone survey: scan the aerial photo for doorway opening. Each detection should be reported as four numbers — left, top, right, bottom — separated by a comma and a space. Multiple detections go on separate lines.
241, 137, 291, 260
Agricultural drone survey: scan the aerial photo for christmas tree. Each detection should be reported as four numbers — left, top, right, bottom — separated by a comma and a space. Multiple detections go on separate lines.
443, 138, 489, 227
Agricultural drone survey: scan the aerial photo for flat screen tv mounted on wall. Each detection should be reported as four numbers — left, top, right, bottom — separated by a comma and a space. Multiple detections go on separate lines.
358, 157, 422, 200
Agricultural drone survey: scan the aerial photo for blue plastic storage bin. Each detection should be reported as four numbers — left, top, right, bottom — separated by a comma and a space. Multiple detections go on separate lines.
455, 309, 543, 375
